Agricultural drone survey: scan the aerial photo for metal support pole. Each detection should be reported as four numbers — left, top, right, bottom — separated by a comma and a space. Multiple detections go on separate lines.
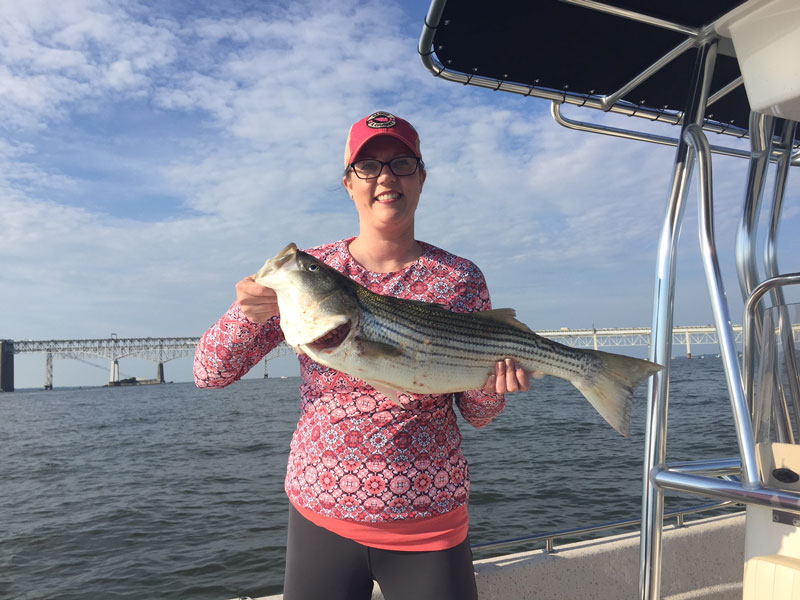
764, 120, 800, 437
736, 112, 775, 305
685, 123, 760, 486
639, 40, 718, 600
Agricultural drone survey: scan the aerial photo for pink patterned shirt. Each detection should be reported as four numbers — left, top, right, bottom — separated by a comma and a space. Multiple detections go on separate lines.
194, 238, 505, 525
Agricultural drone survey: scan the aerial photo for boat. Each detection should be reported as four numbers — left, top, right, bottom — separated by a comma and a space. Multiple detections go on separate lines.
248, 0, 800, 597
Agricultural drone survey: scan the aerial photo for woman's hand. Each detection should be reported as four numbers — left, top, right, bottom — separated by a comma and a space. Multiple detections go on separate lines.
483, 359, 533, 394
236, 275, 280, 323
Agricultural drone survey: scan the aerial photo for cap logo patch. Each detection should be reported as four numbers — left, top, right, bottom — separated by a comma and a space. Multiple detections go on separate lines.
366, 111, 396, 129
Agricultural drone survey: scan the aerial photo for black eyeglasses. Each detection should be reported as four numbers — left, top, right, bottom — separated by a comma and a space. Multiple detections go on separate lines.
348, 156, 423, 180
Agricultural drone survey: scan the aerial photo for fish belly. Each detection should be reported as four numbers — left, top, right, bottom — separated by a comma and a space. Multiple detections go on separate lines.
303, 340, 492, 394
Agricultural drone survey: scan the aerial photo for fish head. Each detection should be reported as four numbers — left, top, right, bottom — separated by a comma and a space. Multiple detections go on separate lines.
254, 243, 359, 350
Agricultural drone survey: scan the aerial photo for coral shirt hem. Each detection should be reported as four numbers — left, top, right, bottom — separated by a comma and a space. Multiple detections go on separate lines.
293, 502, 469, 551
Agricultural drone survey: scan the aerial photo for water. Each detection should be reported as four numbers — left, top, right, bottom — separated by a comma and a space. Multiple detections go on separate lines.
1, 358, 739, 599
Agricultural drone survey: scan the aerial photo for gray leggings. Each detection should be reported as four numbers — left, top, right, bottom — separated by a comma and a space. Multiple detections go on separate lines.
283, 505, 479, 600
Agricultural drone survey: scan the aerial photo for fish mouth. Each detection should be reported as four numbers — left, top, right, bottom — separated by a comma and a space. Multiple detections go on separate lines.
307, 322, 352, 351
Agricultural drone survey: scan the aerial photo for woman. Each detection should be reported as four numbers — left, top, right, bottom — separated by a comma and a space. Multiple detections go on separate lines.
194, 111, 530, 600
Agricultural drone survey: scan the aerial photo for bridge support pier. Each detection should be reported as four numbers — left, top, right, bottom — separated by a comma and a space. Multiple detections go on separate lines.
264, 357, 269, 378
109, 359, 120, 386
157, 362, 164, 383
45, 352, 53, 390
0, 340, 14, 392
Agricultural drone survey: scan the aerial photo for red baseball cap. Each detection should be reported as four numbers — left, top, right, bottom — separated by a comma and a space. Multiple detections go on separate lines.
344, 111, 422, 168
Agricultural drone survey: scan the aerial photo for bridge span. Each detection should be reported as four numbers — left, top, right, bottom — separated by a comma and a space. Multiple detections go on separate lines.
0, 337, 295, 391
0, 326, 748, 391
537, 325, 744, 354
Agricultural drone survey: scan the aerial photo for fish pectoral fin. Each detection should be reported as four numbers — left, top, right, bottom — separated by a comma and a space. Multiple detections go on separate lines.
364, 379, 404, 407
355, 338, 404, 358
472, 308, 534, 333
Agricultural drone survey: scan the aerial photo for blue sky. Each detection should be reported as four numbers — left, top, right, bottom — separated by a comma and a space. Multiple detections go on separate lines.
3, 0, 799, 388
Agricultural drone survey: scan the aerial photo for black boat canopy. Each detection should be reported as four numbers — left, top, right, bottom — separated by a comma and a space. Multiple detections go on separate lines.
420, 0, 800, 144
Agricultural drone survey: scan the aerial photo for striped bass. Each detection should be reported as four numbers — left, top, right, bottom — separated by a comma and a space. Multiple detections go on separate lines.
254, 243, 661, 436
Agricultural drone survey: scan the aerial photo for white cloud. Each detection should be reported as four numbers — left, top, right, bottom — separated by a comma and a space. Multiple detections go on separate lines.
0, 0, 178, 127
2, 0, 799, 388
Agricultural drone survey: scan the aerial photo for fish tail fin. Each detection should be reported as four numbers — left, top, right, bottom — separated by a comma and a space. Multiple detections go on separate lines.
573, 351, 662, 437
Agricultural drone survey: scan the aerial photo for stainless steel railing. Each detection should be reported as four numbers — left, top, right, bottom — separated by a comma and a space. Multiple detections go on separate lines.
472, 500, 740, 554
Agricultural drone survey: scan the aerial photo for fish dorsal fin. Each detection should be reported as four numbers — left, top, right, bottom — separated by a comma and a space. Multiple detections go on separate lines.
357, 287, 451, 312
473, 308, 535, 334
405, 299, 451, 311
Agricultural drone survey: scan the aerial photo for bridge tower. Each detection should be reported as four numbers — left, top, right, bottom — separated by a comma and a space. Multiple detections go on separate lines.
157, 362, 164, 383
45, 352, 53, 390
0, 340, 14, 392
109, 359, 120, 386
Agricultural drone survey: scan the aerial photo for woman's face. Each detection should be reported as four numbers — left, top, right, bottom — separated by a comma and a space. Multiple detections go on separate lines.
342, 136, 426, 236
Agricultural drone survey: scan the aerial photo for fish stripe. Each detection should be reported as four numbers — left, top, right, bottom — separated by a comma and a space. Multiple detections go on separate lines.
357, 290, 589, 377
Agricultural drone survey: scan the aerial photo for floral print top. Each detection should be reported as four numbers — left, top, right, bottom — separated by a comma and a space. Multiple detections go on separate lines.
194, 238, 506, 523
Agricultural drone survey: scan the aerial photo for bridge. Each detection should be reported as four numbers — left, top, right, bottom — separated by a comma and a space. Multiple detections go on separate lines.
0, 337, 295, 392
536, 325, 744, 354
0, 325, 751, 392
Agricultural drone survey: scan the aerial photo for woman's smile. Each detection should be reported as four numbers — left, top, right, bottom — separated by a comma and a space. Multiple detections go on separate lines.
375, 191, 402, 203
